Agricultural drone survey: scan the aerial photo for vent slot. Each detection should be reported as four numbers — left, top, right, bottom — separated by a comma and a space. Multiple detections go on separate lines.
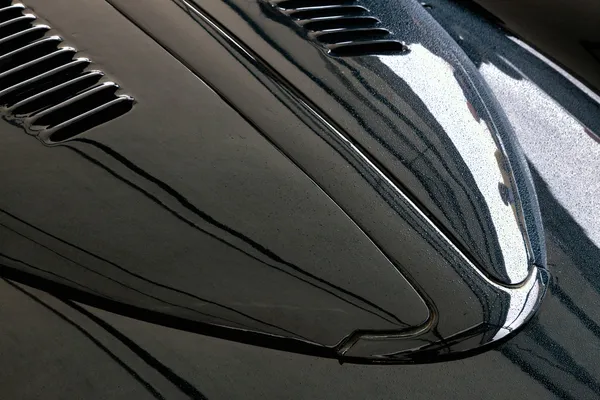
0, 36, 63, 73
0, 2, 134, 143
275, 0, 356, 9
266, 0, 408, 56
9, 69, 102, 115
30, 82, 119, 127
300, 15, 379, 31
314, 27, 390, 44
287, 5, 368, 19
329, 40, 408, 57
0, 4, 26, 24
0, 25, 50, 54
46, 97, 133, 143
0, 13, 35, 38
1, 59, 91, 107
0, 48, 77, 90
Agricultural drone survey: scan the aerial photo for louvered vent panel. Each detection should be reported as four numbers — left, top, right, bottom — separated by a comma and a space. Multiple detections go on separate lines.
266, 0, 408, 56
0, 2, 134, 144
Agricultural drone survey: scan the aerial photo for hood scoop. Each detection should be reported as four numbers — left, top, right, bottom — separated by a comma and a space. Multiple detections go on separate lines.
265, 0, 408, 56
0, 2, 134, 144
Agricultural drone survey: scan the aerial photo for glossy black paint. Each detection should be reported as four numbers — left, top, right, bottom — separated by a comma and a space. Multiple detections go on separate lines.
0, 0, 549, 362
262, 0, 409, 56
253, 0, 545, 287
0, 5, 135, 143
1, 0, 600, 398
1, 0, 438, 351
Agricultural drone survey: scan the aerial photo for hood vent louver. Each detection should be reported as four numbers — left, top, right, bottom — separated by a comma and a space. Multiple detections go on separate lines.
266, 0, 408, 56
0, 2, 133, 144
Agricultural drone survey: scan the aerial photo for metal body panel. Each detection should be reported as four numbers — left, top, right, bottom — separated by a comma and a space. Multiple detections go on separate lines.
165, 0, 543, 286
1, 0, 599, 398
1, 0, 434, 348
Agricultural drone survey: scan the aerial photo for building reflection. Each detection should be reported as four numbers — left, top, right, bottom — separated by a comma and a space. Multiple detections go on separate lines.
424, 1, 600, 398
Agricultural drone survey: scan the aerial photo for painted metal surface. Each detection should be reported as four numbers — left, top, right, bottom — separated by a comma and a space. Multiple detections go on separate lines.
184, 0, 545, 287
0, 0, 599, 398
0, 0, 549, 361
0, 3, 134, 142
